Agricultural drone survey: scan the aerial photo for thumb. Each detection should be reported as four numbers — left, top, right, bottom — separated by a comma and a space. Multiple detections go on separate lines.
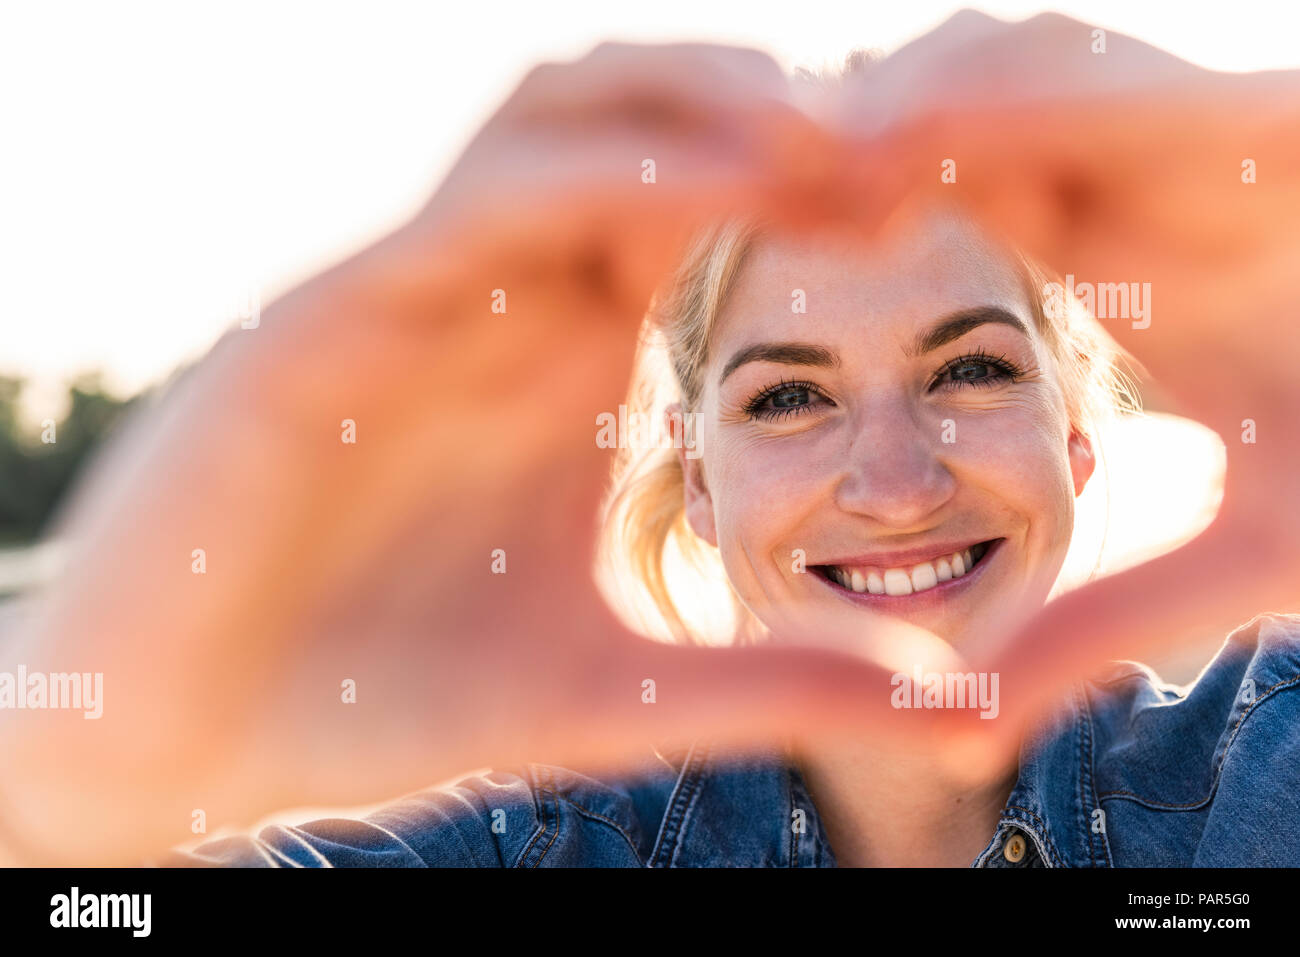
935, 501, 1298, 774
515, 613, 975, 777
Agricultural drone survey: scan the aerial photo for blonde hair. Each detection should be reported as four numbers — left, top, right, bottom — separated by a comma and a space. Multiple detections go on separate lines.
595, 55, 1140, 647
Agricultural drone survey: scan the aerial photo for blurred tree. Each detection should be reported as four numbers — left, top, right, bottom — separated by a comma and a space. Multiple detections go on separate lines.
0, 374, 138, 545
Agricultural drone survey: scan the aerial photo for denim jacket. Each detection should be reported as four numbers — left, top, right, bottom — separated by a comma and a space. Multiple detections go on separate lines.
163, 613, 1300, 867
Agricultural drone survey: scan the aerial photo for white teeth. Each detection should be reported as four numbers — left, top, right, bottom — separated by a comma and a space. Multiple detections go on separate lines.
910, 563, 938, 592
824, 542, 991, 597
883, 569, 913, 596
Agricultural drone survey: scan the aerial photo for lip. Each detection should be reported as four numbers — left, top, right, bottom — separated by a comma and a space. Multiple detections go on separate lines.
815, 538, 994, 569
811, 537, 1005, 610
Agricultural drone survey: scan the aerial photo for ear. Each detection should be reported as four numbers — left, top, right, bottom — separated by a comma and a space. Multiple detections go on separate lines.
1067, 427, 1096, 498
666, 402, 717, 547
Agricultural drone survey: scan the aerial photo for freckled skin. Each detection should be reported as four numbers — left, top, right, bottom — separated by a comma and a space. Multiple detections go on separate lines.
680, 216, 1095, 652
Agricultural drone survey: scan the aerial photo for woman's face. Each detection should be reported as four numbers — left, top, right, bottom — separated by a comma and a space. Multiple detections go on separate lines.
680, 217, 1095, 651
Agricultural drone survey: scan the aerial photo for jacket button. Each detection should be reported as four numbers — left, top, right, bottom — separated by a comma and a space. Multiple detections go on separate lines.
1002, 831, 1027, 863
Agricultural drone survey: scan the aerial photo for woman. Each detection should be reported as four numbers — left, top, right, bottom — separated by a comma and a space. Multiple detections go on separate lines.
1, 12, 1298, 867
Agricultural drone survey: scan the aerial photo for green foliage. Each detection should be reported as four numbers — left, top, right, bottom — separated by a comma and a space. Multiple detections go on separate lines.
0, 374, 138, 545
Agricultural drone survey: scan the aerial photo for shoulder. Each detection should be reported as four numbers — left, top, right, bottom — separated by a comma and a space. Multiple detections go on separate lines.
1084, 612, 1300, 749
159, 740, 818, 867
159, 751, 685, 868
1081, 612, 1300, 865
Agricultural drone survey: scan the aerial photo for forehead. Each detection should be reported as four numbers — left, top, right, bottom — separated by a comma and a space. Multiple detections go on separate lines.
712, 216, 1032, 353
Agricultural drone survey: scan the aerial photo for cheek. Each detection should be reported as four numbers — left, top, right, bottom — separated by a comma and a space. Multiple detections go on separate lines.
950, 395, 1076, 546
706, 435, 825, 585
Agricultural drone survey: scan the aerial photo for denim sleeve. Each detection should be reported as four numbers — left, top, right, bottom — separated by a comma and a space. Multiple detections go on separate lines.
1190, 614, 1300, 865
154, 769, 541, 867
1087, 612, 1300, 866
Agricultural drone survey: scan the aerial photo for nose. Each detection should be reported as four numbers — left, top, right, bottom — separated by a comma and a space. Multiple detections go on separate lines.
833, 393, 958, 528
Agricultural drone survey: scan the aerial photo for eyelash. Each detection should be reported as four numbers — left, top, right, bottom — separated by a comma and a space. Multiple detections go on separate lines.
932, 349, 1024, 392
742, 352, 1025, 422
743, 377, 824, 422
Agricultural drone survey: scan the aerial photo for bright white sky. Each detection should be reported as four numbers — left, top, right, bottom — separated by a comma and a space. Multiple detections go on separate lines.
2, 0, 1298, 420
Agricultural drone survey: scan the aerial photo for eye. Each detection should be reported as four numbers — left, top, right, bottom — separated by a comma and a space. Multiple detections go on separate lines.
932, 351, 1023, 391
744, 379, 830, 422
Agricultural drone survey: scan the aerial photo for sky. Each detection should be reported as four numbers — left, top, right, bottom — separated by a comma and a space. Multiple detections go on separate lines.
2, 0, 1299, 422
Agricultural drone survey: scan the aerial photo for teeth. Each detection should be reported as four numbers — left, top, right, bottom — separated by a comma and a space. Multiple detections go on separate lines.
823, 542, 990, 597
883, 569, 912, 596
910, 563, 937, 591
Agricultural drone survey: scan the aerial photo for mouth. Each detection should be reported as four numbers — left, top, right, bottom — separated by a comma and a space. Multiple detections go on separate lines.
811, 538, 1003, 604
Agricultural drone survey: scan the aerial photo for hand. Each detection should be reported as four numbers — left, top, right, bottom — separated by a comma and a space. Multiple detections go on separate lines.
7, 17, 1298, 864
1, 41, 910, 865
819, 10, 1300, 765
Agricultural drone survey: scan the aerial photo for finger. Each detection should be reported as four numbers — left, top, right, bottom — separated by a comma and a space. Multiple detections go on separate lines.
504, 41, 797, 131
827, 10, 1208, 139
828, 74, 1300, 285
935, 499, 1300, 774
473, 620, 974, 782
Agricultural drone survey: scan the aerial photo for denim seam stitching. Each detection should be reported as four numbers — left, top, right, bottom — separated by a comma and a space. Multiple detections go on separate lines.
1074, 681, 1097, 867
1074, 680, 1110, 867
531, 767, 563, 867
667, 745, 711, 868
516, 764, 558, 868
557, 796, 646, 866
787, 767, 799, 868
649, 740, 706, 867
513, 764, 548, 867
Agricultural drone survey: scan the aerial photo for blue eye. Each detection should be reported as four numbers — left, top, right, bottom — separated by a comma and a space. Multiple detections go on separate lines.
948, 360, 998, 382
935, 351, 1022, 390
770, 387, 811, 407
744, 380, 828, 421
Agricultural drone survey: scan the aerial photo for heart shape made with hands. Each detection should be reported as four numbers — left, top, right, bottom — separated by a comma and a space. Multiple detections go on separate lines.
20, 13, 1300, 858
398, 11, 1300, 778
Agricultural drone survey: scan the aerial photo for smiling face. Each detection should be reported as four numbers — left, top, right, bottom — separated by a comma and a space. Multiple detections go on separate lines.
676, 216, 1096, 650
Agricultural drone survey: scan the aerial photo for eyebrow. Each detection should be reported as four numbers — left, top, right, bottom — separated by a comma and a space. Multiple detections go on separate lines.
718, 342, 838, 385
908, 306, 1030, 356
717, 306, 1031, 386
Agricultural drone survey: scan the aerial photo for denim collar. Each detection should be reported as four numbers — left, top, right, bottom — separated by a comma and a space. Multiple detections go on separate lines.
648, 738, 837, 867
653, 679, 1104, 868
973, 679, 1110, 867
